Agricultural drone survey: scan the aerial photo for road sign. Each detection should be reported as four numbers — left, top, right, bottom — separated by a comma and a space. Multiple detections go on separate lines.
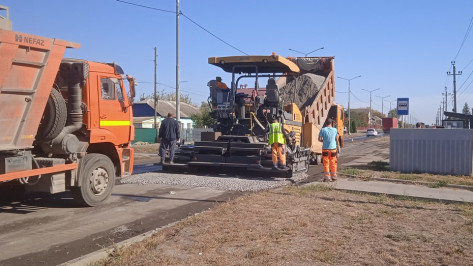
397, 98, 409, 115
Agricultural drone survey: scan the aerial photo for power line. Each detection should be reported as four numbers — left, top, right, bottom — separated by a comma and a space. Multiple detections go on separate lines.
116, 0, 174, 13
115, 0, 248, 55
139, 81, 209, 98
453, 16, 473, 61
462, 58, 473, 71
460, 79, 473, 104
180, 12, 248, 55
458, 69, 473, 96
350, 92, 368, 103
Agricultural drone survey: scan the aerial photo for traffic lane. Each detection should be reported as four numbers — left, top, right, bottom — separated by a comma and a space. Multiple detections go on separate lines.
303, 134, 389, 183
0, 183, 241, 265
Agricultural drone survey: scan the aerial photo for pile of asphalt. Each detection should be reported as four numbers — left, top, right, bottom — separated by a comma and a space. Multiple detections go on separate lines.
279, 73, 326, 109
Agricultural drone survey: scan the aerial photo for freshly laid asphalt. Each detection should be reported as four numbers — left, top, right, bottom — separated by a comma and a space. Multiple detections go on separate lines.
320, 177, 473, 203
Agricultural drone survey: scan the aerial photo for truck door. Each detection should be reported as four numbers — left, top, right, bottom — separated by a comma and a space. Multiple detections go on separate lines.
99, 77, 131, 144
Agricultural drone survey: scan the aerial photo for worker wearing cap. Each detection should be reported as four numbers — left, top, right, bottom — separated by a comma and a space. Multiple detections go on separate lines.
318, 118, 343, 181
268, 117, 289, 170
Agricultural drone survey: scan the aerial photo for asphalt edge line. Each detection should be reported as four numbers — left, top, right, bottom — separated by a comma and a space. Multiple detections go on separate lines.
339, 173, 473, 192
59, 213, 199, 266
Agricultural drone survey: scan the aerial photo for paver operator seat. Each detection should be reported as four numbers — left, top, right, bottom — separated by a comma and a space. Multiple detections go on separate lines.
265, 78, 279, 115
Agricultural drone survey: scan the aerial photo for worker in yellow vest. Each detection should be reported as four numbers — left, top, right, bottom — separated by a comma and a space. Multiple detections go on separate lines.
268, 116, 289, 170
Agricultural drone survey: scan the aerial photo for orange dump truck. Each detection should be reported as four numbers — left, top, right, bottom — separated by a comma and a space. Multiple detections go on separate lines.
0, 9, 136, 206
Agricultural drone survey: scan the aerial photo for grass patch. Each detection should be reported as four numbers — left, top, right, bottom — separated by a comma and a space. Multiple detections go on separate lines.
340, 168, 361, 176
428, 180, 448, 188
349, 166, 473, 187
367, 161, 389, 171
397, 174, 422, 181
384, 233, 413, 242
286, 184, 333, 195
132, 143, 159, 154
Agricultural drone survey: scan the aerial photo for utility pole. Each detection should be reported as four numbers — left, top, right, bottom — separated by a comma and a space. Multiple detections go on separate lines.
376, 95, 390, 116
362, 88, 380, 126
337, 75, 361, 134
154, 47, 158, 129
176, 0, 181, 121
444, 86, 448, 113
447, 61, 462, 113
440, 98, 445, 120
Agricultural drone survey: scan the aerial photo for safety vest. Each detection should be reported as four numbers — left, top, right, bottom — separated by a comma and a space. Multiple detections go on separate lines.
268, 122, 286, 145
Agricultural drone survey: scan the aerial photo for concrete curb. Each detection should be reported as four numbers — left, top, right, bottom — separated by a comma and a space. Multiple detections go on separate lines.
332, 187, 473, 204
339, 173, 473, 192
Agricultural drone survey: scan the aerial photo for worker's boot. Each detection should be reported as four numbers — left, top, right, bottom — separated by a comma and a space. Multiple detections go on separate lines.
279, 165, 289, 171
272, 164, 279, 170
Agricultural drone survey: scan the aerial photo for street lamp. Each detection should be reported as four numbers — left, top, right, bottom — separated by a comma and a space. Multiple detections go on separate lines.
362, 88, 380, 126
376, 95, 390, 116
337, 75, 361, 134
288, 47, 324, 57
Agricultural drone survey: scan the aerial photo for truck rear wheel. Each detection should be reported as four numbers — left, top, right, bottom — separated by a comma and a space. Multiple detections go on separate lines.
72, 153, 115, 207
0, 181, 25, 201
36, 88, 67, 141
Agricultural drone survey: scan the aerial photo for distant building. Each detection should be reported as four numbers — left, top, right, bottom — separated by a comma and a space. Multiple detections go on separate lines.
132, 99, 200, 131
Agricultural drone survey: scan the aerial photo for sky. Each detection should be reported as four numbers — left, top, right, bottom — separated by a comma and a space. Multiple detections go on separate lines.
2, 0, 473, 125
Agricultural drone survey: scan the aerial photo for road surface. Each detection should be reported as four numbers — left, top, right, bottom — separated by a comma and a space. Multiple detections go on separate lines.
0, 135, 389, 265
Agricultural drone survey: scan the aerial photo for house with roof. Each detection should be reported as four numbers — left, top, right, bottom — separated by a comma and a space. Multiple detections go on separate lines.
133, 99, 200, 130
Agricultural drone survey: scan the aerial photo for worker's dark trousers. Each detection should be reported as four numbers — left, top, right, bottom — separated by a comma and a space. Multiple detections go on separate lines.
159, 139, 177, 162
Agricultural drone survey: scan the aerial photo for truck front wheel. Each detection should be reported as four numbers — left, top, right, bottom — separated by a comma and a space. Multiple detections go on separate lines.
72, 153, 115, 207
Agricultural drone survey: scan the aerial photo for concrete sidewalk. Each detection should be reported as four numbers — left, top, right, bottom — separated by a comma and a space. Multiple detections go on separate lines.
318, 178, 473, 203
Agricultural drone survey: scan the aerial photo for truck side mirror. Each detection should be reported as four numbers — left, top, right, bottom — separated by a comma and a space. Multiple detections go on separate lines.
126, 75, 136, 99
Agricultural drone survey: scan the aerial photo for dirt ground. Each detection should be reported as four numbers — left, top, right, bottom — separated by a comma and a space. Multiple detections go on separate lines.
98, 185, 473, 266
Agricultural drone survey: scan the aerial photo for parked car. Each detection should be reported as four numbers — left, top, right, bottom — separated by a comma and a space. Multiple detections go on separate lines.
366, 128, 378, 137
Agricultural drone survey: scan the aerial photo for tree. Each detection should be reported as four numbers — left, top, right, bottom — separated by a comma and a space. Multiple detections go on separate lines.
350, 119, 358, 133
462, 102, 471, 115
139, 90, 196, 107
387, 108, 399, 118
191, 102, 216, 128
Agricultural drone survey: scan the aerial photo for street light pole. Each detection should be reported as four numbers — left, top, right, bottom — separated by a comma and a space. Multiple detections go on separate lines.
288, 47, 324, 57
154, 47, 158, 129
376, 95, 390, 116
362, 88, 380, 126
176, 0, 181, 121
337, 75, 361, 134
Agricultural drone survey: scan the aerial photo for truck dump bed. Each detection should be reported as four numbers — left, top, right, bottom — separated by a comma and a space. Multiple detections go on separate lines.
0, 29, 79, 151
277, 57, 336, 153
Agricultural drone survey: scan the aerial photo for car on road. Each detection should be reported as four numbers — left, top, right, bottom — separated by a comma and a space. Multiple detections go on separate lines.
366, 128, 378, 137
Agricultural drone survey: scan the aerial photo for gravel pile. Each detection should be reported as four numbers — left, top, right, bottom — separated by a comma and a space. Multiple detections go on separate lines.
121, 171, 307, 192
279, 73, 326, 109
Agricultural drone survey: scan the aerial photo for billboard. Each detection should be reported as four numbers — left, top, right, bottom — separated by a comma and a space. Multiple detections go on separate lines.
397, 98, 409, 115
